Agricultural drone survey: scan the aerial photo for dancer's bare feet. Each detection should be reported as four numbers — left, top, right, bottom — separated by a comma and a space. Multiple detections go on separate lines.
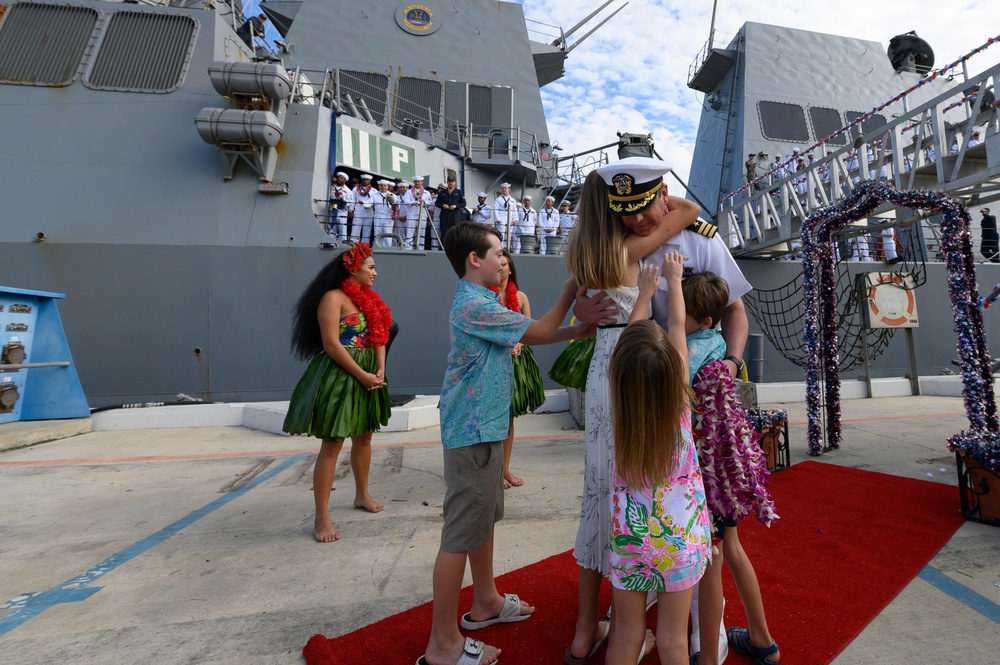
313, 519, 340, 542
353, 495, 384, 513
503, 472, 523, 488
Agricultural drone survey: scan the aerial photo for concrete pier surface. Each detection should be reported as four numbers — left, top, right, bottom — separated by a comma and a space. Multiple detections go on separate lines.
1, 395, 998, 664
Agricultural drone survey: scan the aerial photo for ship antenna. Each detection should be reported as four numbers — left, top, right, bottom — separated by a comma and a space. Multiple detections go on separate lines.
708, 0, 719, 50
566, 3, 629, 53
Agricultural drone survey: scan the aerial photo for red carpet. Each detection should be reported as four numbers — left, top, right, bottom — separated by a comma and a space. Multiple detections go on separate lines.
303, 461, 965, 664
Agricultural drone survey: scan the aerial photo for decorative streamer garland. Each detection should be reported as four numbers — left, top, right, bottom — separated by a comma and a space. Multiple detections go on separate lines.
800, 179, 998, 465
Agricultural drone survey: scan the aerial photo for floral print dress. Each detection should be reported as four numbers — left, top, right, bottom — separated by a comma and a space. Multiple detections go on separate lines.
608, 410, 712, 592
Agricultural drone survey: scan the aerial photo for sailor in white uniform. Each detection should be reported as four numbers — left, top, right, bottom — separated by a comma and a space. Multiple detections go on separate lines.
538, 195, 560, 254
372, 179, 396, 247
518, 196, 537, 254
557, 201, 576, 253
401, 176, 432, 250
352, 174, 375, 243
329, 171, 354, 243
393, 181, 409, 241
470, 192, 492, 224
494, 182, 518, 251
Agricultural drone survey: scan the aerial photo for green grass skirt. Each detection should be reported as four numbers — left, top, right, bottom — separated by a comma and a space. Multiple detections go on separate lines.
512, 345, 546, 417
282, 348, 390, 440
547, 335, 596, 391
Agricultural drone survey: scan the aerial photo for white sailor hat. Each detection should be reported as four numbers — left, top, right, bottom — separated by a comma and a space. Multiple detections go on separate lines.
545, 195, 555, 202
500, 182, 511, 188
559, 200, 570, 207
792, 148, 800, 153
360, 173, 373, 180
477, 192, 487, 198
774, 154, 781, 159
377, 179, 392, 186
523, 195, 532, 201
335, 171, 349, 179
412, 175, 424, 181
398, 181, 410, 187
594, 157, 671, 215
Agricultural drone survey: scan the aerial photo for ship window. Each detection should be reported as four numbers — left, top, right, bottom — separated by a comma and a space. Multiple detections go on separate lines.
758, 101, 809, 143
395, 77, 442, 129
469, 84, 492, 136
845, 112, 888, 142
339, 70, 389, 125
0, 3, 98, 86
85, 12, 197, 93
809, 107, 847, 145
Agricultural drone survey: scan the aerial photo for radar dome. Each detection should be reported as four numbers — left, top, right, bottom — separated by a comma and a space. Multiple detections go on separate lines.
887, 32, 934, 72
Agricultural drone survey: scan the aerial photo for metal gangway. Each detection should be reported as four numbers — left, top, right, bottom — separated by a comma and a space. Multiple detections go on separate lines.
718, 38, 1000, 258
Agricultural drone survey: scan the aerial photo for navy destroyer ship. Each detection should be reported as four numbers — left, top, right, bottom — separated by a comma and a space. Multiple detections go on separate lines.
1, 0, 998, 409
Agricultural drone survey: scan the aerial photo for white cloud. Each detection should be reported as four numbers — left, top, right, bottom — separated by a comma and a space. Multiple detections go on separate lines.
517, 0, 998, 184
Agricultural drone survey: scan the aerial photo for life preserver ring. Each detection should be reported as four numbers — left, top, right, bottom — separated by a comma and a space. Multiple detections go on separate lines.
867, 273, 915, 327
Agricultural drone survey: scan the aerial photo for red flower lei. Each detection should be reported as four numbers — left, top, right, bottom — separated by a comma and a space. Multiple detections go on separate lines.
488, 280, 521, 313
342, 242, 372, 272
340, 279, 392, 347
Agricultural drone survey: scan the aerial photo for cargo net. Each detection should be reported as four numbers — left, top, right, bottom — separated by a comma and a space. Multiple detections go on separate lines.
744, 222, 926, 371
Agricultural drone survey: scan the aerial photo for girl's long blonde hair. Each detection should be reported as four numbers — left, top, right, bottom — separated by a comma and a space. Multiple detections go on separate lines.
564, 170, 629, 289
609, 320, 691, 488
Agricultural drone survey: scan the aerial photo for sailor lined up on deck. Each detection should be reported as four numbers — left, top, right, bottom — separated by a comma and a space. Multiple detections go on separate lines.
471, 192, 493, 224
539, 195, 560, 254
494, 182, 517, 250
373, 179, 396, 247
352, 174, 375, 244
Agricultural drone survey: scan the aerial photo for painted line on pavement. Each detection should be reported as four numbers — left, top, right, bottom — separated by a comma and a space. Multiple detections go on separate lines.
918, 565, 1000, 623
0, 432, 584, 468
0, 452, 310, 637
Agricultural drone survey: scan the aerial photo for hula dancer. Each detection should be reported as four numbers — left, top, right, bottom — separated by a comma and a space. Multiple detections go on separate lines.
489, 250, 545, 488
283, 242, 392, 542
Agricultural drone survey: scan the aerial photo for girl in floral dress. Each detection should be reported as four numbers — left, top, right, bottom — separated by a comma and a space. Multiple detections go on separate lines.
283, 243, 392, 542
605, 256, 711, 665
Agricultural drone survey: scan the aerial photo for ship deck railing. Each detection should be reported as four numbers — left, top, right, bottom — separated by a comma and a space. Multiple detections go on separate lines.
718, 59, 1000, 258
295, 68, 554, 186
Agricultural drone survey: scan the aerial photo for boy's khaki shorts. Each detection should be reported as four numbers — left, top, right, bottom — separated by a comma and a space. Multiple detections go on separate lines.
440, 440, 504, 552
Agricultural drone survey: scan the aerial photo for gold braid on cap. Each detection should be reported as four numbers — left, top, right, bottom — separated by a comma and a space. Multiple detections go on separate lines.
607, 176, 663, 214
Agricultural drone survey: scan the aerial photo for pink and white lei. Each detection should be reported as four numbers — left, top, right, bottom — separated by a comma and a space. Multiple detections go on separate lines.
693, 360, 779, 527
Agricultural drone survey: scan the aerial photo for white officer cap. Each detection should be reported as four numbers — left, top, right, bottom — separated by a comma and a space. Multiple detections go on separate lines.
360, 173, 373, 180
335, 171, 349, 179
594, 156, 672, 215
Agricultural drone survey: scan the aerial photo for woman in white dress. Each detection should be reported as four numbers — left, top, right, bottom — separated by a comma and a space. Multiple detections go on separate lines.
563, 159, 701, 663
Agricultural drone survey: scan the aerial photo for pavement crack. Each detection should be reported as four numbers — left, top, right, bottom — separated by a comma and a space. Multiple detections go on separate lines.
375, 525, 418, 595
219, 458, 274, 493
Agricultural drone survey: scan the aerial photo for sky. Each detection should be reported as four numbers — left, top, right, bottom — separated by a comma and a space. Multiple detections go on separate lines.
244, 0, 998, 184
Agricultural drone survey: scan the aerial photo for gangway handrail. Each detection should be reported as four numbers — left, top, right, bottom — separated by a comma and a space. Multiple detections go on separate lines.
721, 33, 1000, 206
717, 56, 1000, 255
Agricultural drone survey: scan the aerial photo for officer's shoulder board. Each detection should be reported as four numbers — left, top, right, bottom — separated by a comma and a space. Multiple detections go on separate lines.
687, 220, 717, 238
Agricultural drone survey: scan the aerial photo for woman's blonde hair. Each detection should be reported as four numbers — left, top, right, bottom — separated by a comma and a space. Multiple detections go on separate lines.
564, 170, 629, 289
609, 319, 691, 489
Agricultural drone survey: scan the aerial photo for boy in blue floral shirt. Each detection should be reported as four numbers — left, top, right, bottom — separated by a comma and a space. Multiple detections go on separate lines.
419, 222, 589, 665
